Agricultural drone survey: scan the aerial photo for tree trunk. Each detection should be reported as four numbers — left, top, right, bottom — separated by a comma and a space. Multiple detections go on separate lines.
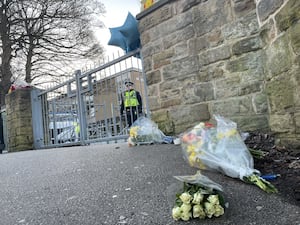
25, 41, 34, 84
0, 5, 13, 107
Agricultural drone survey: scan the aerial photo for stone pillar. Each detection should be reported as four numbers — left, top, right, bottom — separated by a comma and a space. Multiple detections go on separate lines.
5, 88, 34, 152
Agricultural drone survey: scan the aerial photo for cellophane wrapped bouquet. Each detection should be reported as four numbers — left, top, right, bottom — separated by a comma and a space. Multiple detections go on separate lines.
128, 116, 165, 146
181, 115, 277, 193
172, 171, 225, 221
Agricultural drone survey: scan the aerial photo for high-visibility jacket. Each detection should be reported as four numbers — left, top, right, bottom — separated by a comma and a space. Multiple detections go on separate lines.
124, 90, 139, 107
74, 122, 80, 135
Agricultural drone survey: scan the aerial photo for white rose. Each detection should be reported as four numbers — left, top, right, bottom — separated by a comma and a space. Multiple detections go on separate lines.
180, 203, 192, 213
213, 205, 225, 217
180, 211, 192, 221
204, 202, 215, 218
172, 206, 181, 220
207, 194, 220, 205
179, 192, 192, 204
192, 192, 204, 204
192, 204, 206, 219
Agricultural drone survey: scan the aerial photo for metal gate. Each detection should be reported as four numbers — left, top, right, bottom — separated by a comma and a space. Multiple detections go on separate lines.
31, 49, 149, 149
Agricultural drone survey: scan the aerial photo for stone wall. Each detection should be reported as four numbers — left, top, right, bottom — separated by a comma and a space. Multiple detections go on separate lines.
137, 0, 300, 148
5, 89, 34, 151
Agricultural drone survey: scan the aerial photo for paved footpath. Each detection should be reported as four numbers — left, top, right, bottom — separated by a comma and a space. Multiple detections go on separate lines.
0, 143, 299, 225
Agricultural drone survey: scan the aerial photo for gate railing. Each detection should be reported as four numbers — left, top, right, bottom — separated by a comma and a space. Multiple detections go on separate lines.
32, 49, 149, 149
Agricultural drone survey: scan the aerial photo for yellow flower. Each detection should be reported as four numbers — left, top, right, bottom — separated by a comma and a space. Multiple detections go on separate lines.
188, 151, 197, 165
187, 144, 196, 153
143, 0, 154, 9
217, 128, 237, 139
179, 192, 192, 204
172, 206, 181, 220
226, 129, 237, 136
129, 126, 139, 138
195, 158, 206, 169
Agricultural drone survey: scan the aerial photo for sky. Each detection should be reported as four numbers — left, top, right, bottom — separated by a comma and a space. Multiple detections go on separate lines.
95, 0, 141, 57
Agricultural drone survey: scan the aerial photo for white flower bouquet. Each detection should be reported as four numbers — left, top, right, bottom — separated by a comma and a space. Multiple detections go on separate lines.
172, 171, 225, 221
181, 115, 277, 193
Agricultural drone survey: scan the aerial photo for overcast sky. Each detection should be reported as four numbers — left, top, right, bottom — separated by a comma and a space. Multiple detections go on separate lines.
96, 0, 141, 57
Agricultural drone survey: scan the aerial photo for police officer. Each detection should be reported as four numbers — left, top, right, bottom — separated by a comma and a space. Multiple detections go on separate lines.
73, 121, 80, 142
120, 81, 143, 127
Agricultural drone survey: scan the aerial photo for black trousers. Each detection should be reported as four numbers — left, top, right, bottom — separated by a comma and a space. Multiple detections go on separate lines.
126, 107, 138, 127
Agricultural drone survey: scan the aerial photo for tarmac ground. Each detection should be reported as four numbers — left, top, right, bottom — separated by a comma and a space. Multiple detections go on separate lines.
0, 143, 299, 225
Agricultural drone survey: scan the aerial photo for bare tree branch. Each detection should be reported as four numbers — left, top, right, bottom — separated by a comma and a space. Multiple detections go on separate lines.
0, 0, 106, 106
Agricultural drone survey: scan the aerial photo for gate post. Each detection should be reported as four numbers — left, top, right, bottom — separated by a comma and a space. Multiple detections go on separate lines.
75, 70, 87, 144
31, 89, 44, 149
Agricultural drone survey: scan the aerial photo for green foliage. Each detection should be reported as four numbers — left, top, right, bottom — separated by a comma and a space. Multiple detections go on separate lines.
243, 174, 278, 193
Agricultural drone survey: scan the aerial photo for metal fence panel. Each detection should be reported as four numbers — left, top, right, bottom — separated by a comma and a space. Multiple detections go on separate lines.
33, 49, 148, 148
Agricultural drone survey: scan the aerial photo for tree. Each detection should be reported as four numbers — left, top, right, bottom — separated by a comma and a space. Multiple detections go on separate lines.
0, 0, 14, 107
0, 0, 106, 106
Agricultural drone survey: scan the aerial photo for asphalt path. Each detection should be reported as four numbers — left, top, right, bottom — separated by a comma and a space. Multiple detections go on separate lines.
0, 143, 299, 225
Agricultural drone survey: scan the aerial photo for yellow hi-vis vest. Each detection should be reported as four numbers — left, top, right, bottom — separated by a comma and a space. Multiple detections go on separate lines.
124, 90, 139, 107
74, 122, 80, 135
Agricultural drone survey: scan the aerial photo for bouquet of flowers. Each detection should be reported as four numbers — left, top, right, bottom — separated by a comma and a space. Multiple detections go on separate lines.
172, 171, 225, 221
181, 115, 277, 193
127, 116, 165, 146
